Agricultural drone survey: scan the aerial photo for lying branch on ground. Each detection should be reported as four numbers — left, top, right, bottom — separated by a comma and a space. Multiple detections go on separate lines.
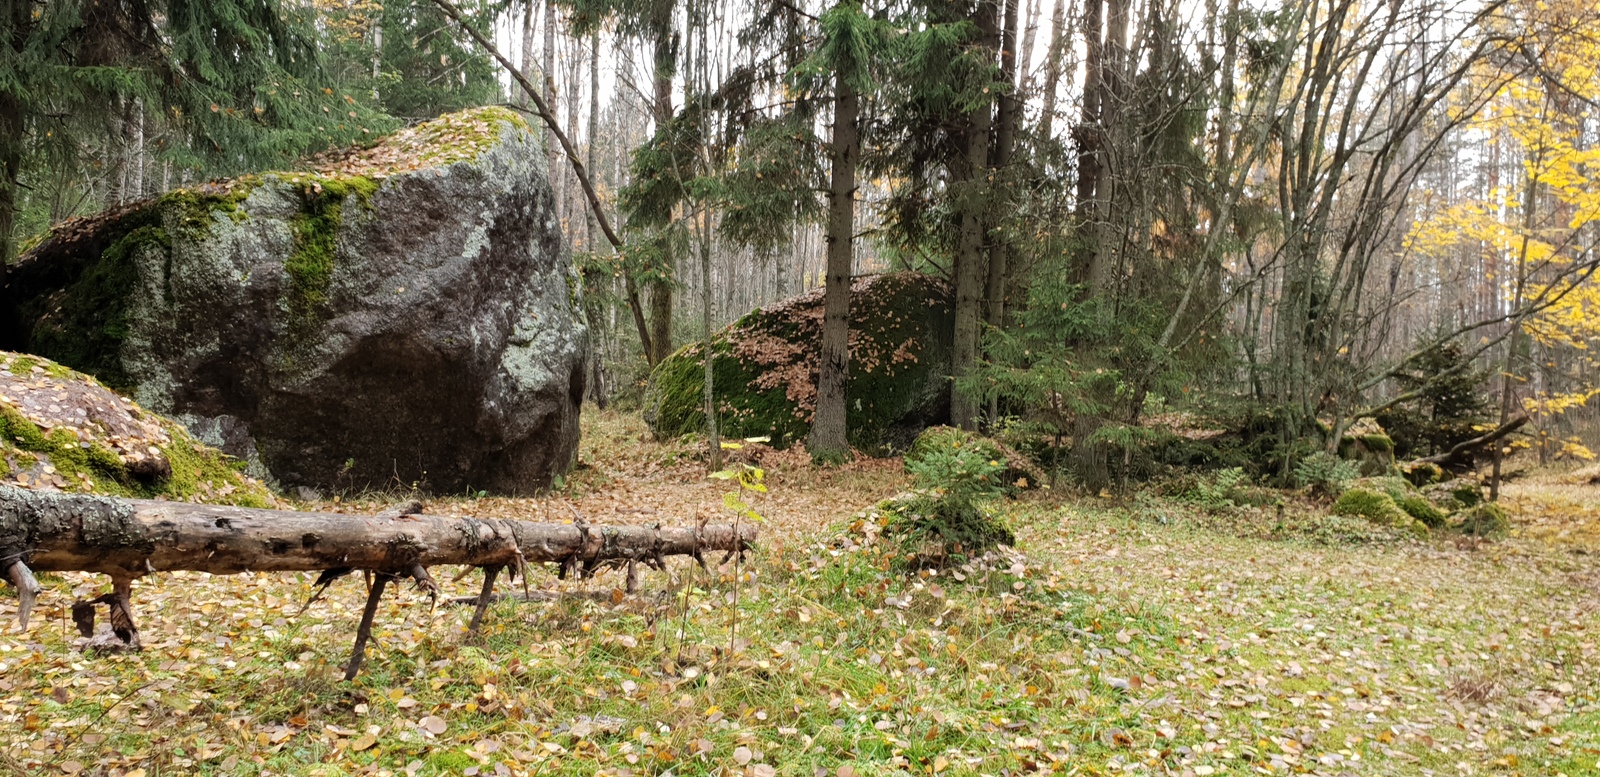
1411, 414, 1529, 472
0, 486, 755, 679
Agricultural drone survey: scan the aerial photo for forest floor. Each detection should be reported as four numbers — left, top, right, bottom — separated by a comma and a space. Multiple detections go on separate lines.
1, 410, 1598, 777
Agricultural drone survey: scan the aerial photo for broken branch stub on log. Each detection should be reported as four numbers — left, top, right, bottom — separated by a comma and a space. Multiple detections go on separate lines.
0, 485, 756, 676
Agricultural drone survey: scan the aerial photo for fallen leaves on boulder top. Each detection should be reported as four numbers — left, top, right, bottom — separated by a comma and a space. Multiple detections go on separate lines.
0, 351, 274, 506
306, 106, 530, 181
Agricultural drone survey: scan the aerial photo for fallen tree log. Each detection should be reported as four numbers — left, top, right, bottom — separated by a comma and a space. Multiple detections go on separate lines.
1412, 414, 1529, 471
0, 485, 755, 677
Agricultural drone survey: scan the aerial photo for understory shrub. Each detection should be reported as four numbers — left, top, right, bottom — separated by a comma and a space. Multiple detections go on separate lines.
886, 427, 1016, 565
880, 492, 1015, 566
1293, 451, 1360, 497
904, 427, 1011, 502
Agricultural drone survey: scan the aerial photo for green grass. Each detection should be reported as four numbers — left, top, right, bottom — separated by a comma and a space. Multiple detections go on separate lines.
1, 411, 1597, 776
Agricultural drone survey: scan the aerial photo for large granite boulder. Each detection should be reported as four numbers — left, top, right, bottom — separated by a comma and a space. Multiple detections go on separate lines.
644, 272, 953, 452
0, 108, 586, 495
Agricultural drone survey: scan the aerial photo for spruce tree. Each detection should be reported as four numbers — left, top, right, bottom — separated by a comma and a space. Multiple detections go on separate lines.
0, 0, 396, 271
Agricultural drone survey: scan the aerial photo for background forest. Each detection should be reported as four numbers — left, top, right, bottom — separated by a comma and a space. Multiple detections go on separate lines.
3, 0, 1599, 485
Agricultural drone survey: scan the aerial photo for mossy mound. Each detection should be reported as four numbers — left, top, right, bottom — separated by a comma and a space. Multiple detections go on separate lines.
1453, 502, 1511, 537
1396, 494, 1448, 528
1331, 487, 1410, 525
644, 273, 954, 452
0, 352, 273, 506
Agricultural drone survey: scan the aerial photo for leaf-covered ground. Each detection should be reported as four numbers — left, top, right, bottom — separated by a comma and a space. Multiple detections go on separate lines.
1, 410, 1597, 777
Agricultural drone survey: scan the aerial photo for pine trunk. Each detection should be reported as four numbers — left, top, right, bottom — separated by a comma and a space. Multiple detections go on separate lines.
986, 0, 1020, 333
0, 0, 22, 279
808, 80, 860, 461
950, 1, 999, 432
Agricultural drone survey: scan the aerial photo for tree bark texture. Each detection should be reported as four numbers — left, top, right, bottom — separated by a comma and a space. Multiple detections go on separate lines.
808, 80, 860, 461
950, 0, 999, 431
0, 485, 755, 673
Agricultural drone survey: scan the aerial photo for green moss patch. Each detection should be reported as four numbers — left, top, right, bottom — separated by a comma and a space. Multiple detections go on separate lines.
1454, 502, 1511, 538
1, 352, 273, 506
1331, 487, 1409, 525
1397, 494, 1448, 528
305, 105, 530, 177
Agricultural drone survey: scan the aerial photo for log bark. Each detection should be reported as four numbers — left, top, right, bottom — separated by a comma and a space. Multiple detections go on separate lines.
1412, 414, 1529, 472
0, 486, 755, 674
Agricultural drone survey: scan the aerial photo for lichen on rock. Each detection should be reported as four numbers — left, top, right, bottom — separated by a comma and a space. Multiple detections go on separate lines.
643, 273, 954, 452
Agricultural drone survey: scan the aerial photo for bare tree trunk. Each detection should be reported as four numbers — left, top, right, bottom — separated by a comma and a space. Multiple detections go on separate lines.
808, 79, 860, 461
1492, 172, 1538, 500
587, 29, 601, 255
130, 100, 144, 199
1018, 0, 1042, 93
1073, 0, 1102, 225
519, 0, 537, 110
648, 27, 678, 365
987, 0, 1020, 331
1038, 0, 1070, 140
372, 11, 384, 101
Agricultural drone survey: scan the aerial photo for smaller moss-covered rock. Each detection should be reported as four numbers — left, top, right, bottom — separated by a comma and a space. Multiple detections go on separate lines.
1397, 495, 1448, 528
1, 352, 273, 506
645, 273, 953, 452
1332, 487, 1409, 525
1404, 461, 1447, 487
1454, 502, 1510, 537
1339, 434, 1398, 477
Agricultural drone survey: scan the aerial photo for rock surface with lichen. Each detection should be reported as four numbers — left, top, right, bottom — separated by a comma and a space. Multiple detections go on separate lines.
0, 352, 274, 506
0, 108, 586, 495
643, 273, 953, 452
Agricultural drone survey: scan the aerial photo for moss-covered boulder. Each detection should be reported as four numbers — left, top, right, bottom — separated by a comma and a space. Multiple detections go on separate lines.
1454, 502, 1511, 537
1396, 494, 1448, 528
1338, 419, 1398, 477
0, 108, 586, 495
1403, 461, 1447, 487
1331, 487, 1431, 537
643, 273, 953, 452
0, 352, 273, 506
1332, 487, 1409, 524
